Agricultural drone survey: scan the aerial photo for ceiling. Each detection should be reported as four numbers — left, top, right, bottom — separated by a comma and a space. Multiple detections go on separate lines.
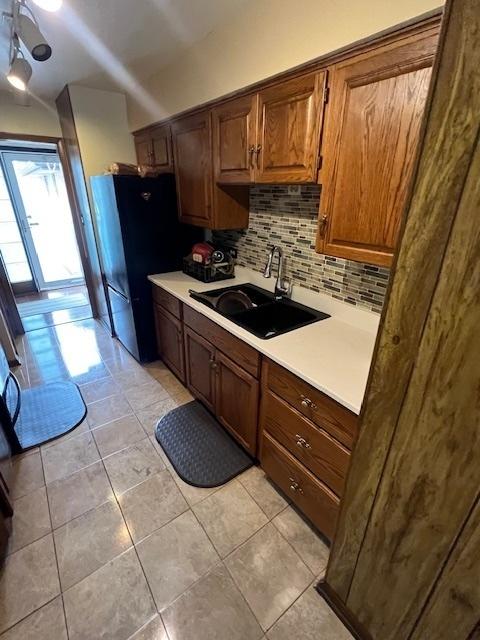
0, 0, 251, 99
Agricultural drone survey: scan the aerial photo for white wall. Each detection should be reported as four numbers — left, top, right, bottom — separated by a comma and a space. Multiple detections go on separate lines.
0, 91, 61, 137
127, 0, 442, 130
68, 85, 136, 189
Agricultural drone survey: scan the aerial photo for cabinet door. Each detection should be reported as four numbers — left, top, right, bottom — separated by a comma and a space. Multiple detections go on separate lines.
184, 326, 215, 411
317, 31, 437, 266
134, 133, 153, 166
151, 124, 173, 172
153, 304, 185, 382
212, 95, 257, 184
172, 111, 213, 226
255, 72, 326, 183
214, 351, 259, 456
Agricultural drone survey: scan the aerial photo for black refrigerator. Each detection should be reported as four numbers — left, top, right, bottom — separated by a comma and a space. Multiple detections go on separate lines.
90, 174, 199, 363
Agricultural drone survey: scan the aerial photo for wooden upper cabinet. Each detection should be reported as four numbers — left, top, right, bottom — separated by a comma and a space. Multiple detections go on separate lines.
212, 95, 258, 184
172, 111, 213, 227
172, 110, 249, 229
317, 30, 438, 266
212, 72, 326, 185
134, 124, 173, 172
256, 72, 327, 183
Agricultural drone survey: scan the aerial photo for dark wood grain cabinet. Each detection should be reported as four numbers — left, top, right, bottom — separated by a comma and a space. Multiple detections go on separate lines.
212, 72, 327, 185
172, 111, 250, 229
214, 351, 259, 456
153, 303, 185, 383
184, 325, 215, 412
134, 124, 173, 172
316, 29, 438, 266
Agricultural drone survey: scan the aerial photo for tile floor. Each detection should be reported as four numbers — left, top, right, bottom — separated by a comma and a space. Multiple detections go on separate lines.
1, 317, 353, 639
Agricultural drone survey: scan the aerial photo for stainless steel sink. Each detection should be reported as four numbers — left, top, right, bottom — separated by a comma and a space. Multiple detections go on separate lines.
189, 284, 330, 339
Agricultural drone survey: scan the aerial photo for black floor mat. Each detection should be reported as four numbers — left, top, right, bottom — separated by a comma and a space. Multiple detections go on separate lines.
155, 400, 253, 488
8, 381, 87, 450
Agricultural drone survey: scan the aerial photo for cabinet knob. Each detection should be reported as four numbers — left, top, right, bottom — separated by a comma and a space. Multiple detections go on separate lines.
295, 435, 312, 450
248, 145, 255, 168
300, 395, 317, 410
288, 477, 304, 494
319, 214, 328, 238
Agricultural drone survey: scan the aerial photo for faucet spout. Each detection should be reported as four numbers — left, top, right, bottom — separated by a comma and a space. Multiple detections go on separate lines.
263, 246, 291, 299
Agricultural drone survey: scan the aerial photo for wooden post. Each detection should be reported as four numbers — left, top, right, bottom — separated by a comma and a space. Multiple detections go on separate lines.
320, 0, 480, 637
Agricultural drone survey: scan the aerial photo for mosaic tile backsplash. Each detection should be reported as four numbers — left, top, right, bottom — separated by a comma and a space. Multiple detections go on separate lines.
212, 185, 390, 313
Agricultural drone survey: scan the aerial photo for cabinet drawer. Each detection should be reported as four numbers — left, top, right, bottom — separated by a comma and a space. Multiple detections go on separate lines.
183, 305, 260, 377
261, 431, 339, 540
265, 360, 358, 449
261, 390, 349, 496
152, 285, 182, 319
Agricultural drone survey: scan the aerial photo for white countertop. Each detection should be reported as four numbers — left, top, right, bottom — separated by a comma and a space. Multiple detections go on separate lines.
148, 267, 380, 414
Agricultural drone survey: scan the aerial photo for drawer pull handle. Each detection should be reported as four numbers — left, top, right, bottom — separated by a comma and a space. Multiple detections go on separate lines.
300, 395, 317, 410
289, 477, 304, 494
295, 435, 312, 450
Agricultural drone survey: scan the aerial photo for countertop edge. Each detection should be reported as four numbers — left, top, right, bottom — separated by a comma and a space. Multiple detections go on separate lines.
149, 273, 376, 415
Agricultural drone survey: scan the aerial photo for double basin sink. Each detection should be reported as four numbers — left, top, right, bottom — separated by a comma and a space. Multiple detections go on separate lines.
189, 283, 330, 339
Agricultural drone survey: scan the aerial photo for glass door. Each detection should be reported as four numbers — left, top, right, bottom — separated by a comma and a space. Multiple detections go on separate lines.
1, 151, 84, 290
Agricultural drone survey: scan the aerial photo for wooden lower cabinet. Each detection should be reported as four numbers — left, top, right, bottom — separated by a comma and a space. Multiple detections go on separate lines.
261, 432, 339, 540
184, 326, 215, 411
153, 303, 185, 383
215, 351, 259, 456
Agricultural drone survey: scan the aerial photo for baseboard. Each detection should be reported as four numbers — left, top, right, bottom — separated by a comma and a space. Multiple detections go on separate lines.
315, 579, 373, 640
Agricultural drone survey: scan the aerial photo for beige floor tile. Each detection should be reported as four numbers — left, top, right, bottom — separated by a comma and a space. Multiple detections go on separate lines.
63, 548, 156, 640
69, 362, 110, 386
135, 397, 177, 435
86, 393, 132, 428
0, 535, 60, 634
118, 470, 188, 542
47, 460, 114, 529
41, 419, 89, 450
55, 501, 132, 590
10, 451, 44, 499
42, 432, 100, 484
124, 379, 170, 412
238, 466, 289, 519
0, 597, 67, 640
162, 564, 263, 640
225, 523, 313, 631
128, 615, 168, 640
8, 487, 51, 554
104, 353, 143, 376
171, 471, 222, 506
272, 506, 329, 574
93, 414, 146, 458
193, 481, 268, 557
137, 510, 219, 611
113, 367, 156, 389
103, 438, 165, 495
155, 372, 186, 396
80, 376, 119, 404
267, 586, 353, 640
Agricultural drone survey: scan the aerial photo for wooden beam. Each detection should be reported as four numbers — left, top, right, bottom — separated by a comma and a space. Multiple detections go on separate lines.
409, 495, 480, 640
347, 124, 480, 638
326, 0, 480, 603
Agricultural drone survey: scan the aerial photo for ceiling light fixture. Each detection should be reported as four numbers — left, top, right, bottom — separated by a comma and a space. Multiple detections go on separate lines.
7, 49, 32, 91
2, 0, 56, 93
18, 13, 52, 60
31, 0, 62, 11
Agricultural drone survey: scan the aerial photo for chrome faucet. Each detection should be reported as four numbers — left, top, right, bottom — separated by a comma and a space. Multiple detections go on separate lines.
263, 246, 291, 299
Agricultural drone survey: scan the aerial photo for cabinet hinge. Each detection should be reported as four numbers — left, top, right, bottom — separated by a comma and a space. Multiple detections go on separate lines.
324, 86, 330, 104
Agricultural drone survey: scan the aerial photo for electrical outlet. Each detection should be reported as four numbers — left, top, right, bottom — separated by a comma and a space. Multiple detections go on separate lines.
287, 185, 301, 196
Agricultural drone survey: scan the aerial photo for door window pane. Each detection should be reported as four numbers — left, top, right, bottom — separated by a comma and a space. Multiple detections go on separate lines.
10, 156, 83, 286
0, 169, 32, 284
